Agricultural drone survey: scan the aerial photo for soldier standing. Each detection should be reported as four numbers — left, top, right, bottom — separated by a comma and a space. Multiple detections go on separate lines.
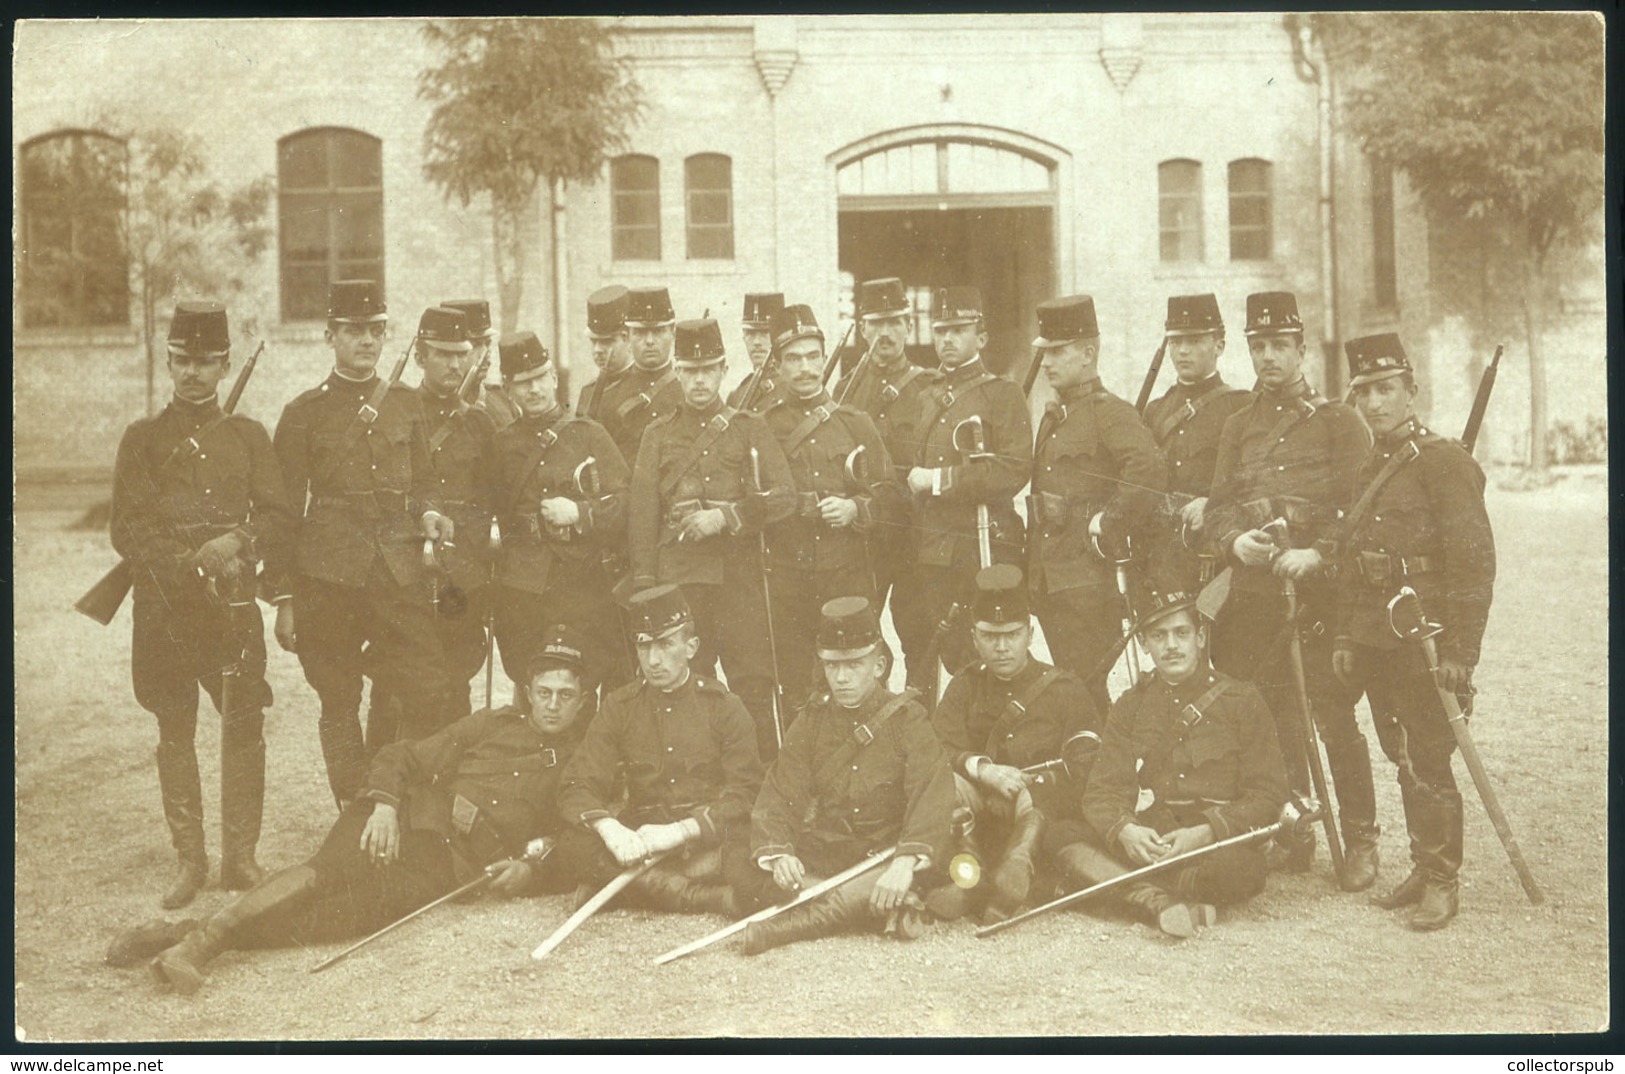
931, 565, 1101, 922
574, 285, 632, 423
1027, 295, 1166, 715
836, 277, 938, 692
905, 286, 1033, 688
491, 330, 633, 698
110, 302, 294, 908
1206, 291, 1378, 886
725, 291, 786, 413
595, 286, 683, 467
554, 585, 764, 916
271, 280, 459, 809
1141, 294, 1252, 594
441, 298, 511, 430
628, 318, 796, 758
761, 303, 899, 707
740, 597, 952, 954
1332, 333, 1496, 930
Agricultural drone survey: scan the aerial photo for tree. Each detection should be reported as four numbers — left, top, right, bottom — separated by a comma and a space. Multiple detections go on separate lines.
1313, 12, 1605, 474
418, 18, 644, 337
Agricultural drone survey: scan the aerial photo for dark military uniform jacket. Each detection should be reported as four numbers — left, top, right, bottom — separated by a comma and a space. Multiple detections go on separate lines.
273, 371, 441, 592
1334, 419, 1496, 665
629, 399, 796, 589
1082, 668, 1287, 844
363, 704, 579, 881
480, 383, 522, 433
583, 361, 682, 467
418, 385, 498, 593
933, 657, 1099, 819
1208, 377, 1371, 597
752, 688, 953, 869
492, 408, 629, 596
556, 672, 764, 846
762, 389, 899, 575
839, 354, 940, 483
909, 356, 1033, 568
111, 394, 294, 599
725, 368, 786, 414
1029, 378, 1166, 594
1143, 374, 1253, 501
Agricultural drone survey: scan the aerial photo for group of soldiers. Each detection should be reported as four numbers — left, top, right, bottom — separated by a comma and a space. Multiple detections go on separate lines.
102, 272, 1497, 994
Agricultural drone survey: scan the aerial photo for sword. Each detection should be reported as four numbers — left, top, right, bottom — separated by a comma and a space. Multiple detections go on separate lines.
531, 849, 672, 960
952, 415, 994, 569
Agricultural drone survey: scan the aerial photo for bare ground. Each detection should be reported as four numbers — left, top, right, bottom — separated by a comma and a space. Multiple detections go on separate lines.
11, 467, 1610, 1041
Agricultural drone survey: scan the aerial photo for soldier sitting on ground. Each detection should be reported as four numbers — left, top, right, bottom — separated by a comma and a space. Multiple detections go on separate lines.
739, 597, 954, 954
1057, 592, 1289, 939
109, 628, 595, 994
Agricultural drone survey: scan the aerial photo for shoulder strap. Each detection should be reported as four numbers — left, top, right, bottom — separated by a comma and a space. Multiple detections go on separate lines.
914, 371, 999, 455
155, 411, 238, 476
781, 404, 835, 459
504, 425, 561, 517
1152, 382, 1230, 444
1341, 438, 1421, 539
1179, 677, 1230, 728
1255, 394, 1318, 464
316, 378, 403, 489
879, 364, 928, 406
426, 403, 478, 455
813, 688, 921, 790
615, 368, 679, 422
657, 411, 733, 501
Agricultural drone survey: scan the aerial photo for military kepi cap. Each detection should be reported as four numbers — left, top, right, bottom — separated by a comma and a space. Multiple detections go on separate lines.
816, 596, 882, 661
441, 299, 494, 340
1165, 294, 1223, 336
527, 624, 587, 683
625, 287, 676, 328
770, 304, 824, 350
742, 292, 786, 330
587, 286, 630, 339
328, 279, 388, 323
417, 307, 473, 352
499, 331, 551, 381
1345, 333, 1412, 388
1244, 292, 1303, 336
1033, 295, 1099, 349
167, 302, 230, 358
628, 584, 693, 643
971, 564, 1030, 630
674, 319, 727, 368
858, 277, 910, 320
931, 286, 984, 327
1134, 590, 1200, 634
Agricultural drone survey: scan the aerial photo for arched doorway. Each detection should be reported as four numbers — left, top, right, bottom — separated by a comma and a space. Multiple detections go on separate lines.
831, 125, 1063, 378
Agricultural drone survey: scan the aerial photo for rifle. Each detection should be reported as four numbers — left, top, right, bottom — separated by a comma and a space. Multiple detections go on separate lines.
1020, 348, 1046, 397
750, 446, 787, 751
483, 515, 500, 710
653, 846, 898, 965
1019, 730, 1103, 784
1460, 345, 1502, 454
313, 837, 554, 974
921, 600, 964, 706
1134, 338, 1169, 414
1387, 587, 1544, 905
831, 336, 878, 407
819, 318, 860, 392
76, 340, 266, 625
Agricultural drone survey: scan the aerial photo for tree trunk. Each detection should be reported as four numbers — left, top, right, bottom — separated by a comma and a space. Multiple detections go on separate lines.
1520, 251, 1549, 476
142, 275, 157, 417
491, 196, 528, 336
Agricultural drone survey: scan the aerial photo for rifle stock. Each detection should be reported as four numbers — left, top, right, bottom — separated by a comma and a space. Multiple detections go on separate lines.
1134, 338, 1168, 414
1461, 344, 1502, 454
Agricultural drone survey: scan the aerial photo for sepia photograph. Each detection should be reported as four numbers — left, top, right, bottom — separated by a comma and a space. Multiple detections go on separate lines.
11, 12, 1610, 1044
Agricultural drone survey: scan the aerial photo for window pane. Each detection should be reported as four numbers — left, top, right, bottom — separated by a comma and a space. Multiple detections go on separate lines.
279, 133, 329, 190
615, 191, 659, 229
615, 226, 660, 262
281, 197, 329, 261
278, 128, 385, 321
330, 131, 383, 189
684, 154, 732, 261
333, 196, 384, 259
688, 227, 733, 260
613, 155, 658, 192
1230, 195, 1268, 229
688, 191, 730, 227
685, 153, 729, 190
1158, 160, 1203, 263
612, 155, 660, 261
1231, 229, 1270, 261
1160, 160, 1200, 195
20, 131, 129, 327
282, 264, 330, 322
1228, 159, 1272, 261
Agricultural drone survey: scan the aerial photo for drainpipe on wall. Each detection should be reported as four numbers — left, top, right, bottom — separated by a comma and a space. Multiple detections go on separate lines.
1291, 17, 1341, 395
550, 177, 569, 401
753, 21, 799, 293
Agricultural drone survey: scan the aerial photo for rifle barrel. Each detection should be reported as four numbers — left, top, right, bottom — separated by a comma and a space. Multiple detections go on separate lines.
1460, 345, 1503, 453
1134, 338, 1168, 414
221, 341, 266, 414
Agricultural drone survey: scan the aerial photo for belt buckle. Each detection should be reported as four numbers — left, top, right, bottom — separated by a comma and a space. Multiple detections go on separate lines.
358, 403, 380, 425
1181, 703, 1205, 728
540, 748, 557, 768
854, 724, 875, 746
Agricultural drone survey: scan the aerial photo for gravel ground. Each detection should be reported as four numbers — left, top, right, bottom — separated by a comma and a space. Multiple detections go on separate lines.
11, 466, 1610, 1042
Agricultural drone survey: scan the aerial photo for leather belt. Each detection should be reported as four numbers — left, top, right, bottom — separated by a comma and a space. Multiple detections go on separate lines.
309, 490, 408, 515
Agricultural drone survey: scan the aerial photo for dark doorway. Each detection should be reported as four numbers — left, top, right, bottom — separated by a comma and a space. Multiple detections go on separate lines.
837, 205, 1055, 380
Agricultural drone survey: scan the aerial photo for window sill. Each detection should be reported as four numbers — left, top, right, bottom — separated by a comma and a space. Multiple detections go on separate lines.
15, 327, 140, 348
604, 260, 741, 279
1152, 261, 1284, 281
271, 322, 332, 344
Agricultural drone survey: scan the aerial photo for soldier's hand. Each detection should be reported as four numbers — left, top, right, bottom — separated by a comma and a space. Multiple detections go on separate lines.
1164, 824, 1215, 858
195, 532, 245, 584
539, 497, 581, 528
1435, 658, 1472, 695
869, 855, 917, 916
421, 510, 456, 544
594, 817, 650, 867
1272, 547, 1322, 580
360, 802, 401, 865
679, 507, 727, 542
771, 855, 806, 893
1179, 496, 1209, 533
1117, 823, 1171, 867
818, 496, 859, 528
975, 761, 1027, 801
906, 467, 935, 496
634, 821, 694, 854
487, 858, 534, 897
274, 602, 298, 653
1232, 530, 1277, 568
1332, 647, 1358, 685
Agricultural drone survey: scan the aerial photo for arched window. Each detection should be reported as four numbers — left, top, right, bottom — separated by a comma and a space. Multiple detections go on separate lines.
1228, 158, 1273, 261
684, 153, 734, 260
1158, 159, 1203, 263
278, 127, 384, 322
611, 154, 660, 261
19, 130, 129, 328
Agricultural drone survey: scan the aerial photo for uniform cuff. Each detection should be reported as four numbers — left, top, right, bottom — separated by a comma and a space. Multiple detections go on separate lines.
717, 502, 745, 535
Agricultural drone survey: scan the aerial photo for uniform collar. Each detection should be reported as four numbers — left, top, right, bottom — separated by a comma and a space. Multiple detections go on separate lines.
168, 393, 222, 419
519, 405, 563, 431
1261, 376, 1312, 403
327, 369, 377, 391
792, 388, 833, 410
1376, 416, 1424, 449
1157, 666, 1217, 704
940, 355, 987, 384
1057, 376, 1103, 407
683, 397, 727, 421
1173, 372, 1224, 395
634, 359, 674, 382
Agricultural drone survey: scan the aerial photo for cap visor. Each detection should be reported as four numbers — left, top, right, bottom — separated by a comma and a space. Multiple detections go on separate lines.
507, 364, 554, 383
972, 619, 1029, 633
934, 316, 981, 328
624, 318, 676, 329
634, 623, 689, 644
1133, 601, 1198, 634
1347, 367, 1409, 389
166, 344, 230, 358
1031, 335, 1078, 349
1164, 327, 1219, 337
860, 308, 910, 321
331, 313, 390, 324
1243, 326, 1303, 337
421, 339, 474, 353
817, 642, 879, 662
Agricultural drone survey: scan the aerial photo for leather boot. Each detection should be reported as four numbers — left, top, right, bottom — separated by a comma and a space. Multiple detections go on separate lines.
629, 865, 740, 917
1119, 881, 1210, 939
219, 707, 267, 891
155, 740, 209, 910
987, 806, 1046, 921
106, 918, 199, 968
151, 865, 319, 995
742, 882, 867, 955
1371, 866, 1428, 909
1341, 826, 1381, 893
1409, 873, 1459, 931
1266, 823, 1316, 874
